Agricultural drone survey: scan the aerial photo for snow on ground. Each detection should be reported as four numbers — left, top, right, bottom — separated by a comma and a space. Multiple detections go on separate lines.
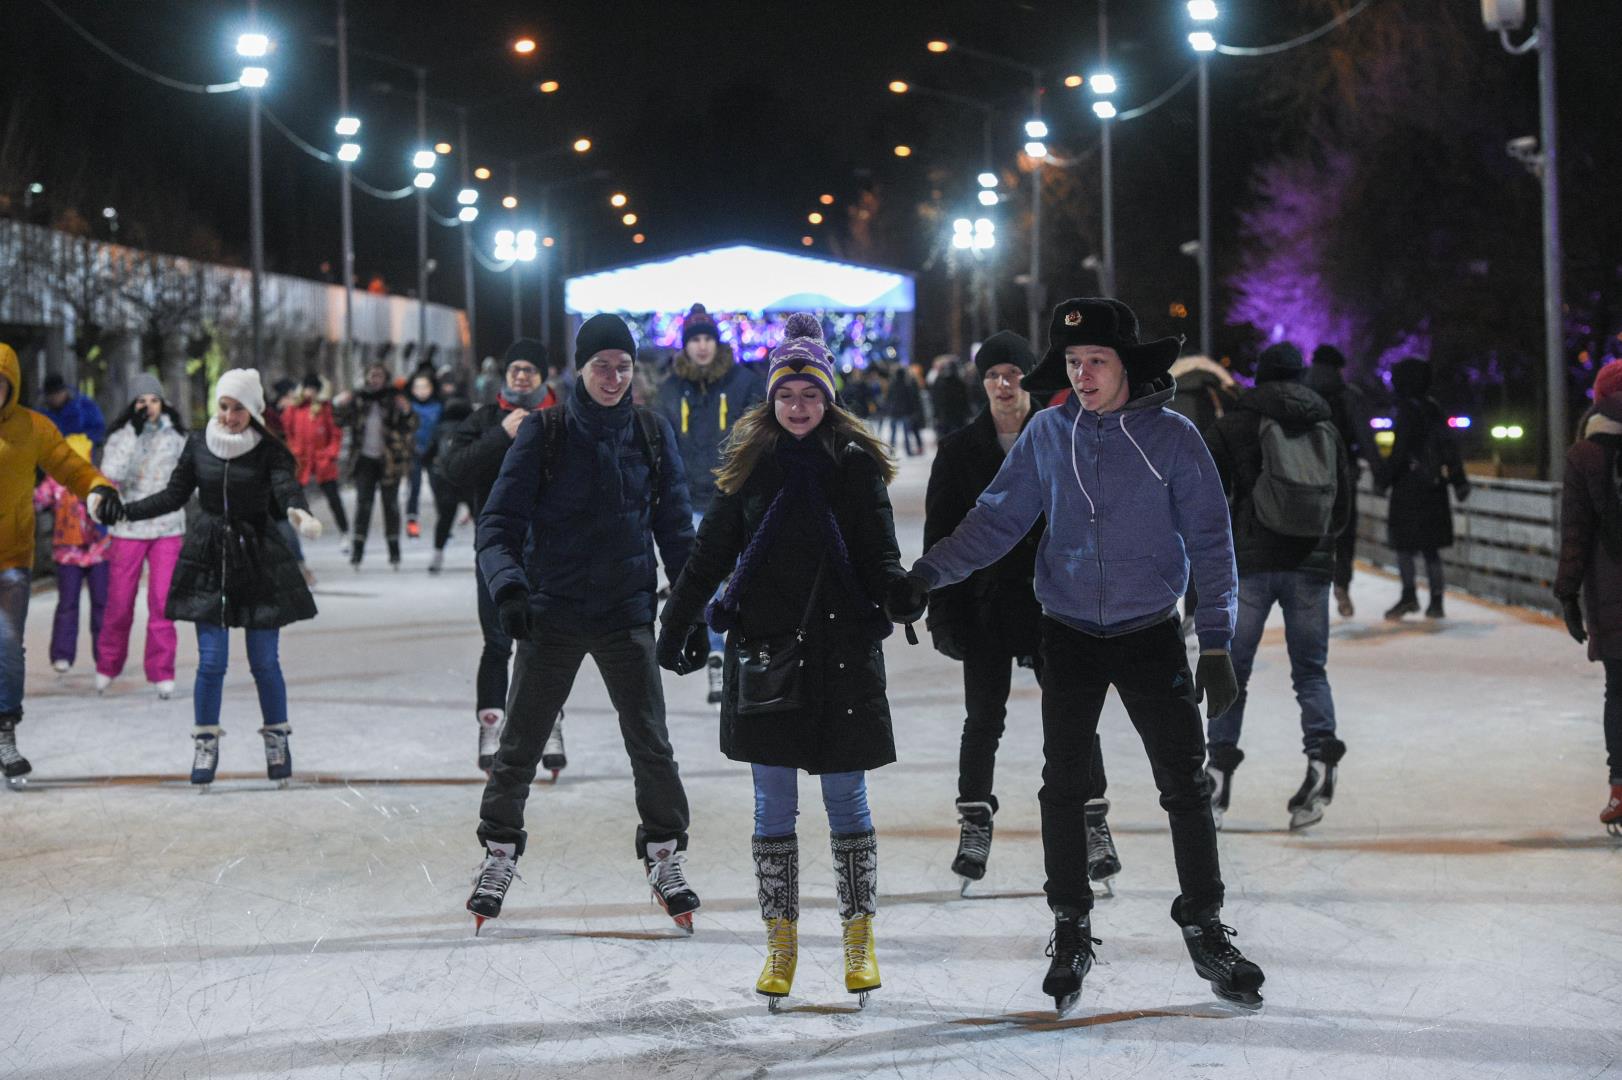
1, 447, 1618, 1079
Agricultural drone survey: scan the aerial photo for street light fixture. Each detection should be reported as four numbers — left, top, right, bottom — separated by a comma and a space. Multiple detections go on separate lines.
1188, 0, 1219, 355
808, 211, 824, 225
457, 188, 479, 205
412, 149, 437, 169
513, 38, 537, 55
927, 39, 950, 53
888, 80, 910, 94
572, 137, 592, 153
973, 217, 996, 250
801, 235, 814, 247
1089, 73, 1117, 94
434, 141, 452, 154
502, 195, 518, 209
952, 217, 973, 249
413, 171, 435, 189
335, 116, 361, 137
1024, 119, 1049, 139
240, 66, 269, 88
475, 166, 492, 180
1187, 0, 1219, 20
237, 32, 270, 57
893, 144, 913, 157
621, 212, 638, 226
1189, 31, 1216, 52
337, 142, 361, 162
1093, 101, 1117, 119
538, 80, 559, 93
819, 193, 835, 205
610, 193, 628, 207
978, 189, 998, 206
237, 20, 271, 368
458, 206, 478, 223
632, 233, 646, 245
1064, 74, 1084, 88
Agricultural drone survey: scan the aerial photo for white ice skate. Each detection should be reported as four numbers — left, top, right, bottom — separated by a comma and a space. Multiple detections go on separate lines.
95, 674, 112, 696
0, 718, 31, 790
155, 680, 175, 700
541, 713, 566, 782
477, 710, 503, 776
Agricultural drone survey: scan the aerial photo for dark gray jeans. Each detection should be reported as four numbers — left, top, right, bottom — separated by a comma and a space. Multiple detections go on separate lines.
477, 623, 691, 857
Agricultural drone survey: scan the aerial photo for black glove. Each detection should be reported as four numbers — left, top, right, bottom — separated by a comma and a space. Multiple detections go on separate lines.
884, 573, 930, 624
495, 589, 532, 642
1195, 651, 1239, 721
1562, 596, 1587, 645
89, 485, 124, 525
657, 621, 710, 675
929, 620, 966, 662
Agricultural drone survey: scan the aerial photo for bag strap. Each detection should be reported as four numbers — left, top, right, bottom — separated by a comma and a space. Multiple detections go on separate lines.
795, 558, 828, 637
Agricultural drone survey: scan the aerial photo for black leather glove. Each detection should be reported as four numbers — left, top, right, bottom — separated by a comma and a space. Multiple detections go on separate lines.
1562, 596, 1587, 645
884, 573, 930, 624
929, 620, 966, 662
495, 589, 532, 642
1195, 651, 1239, 721
657, 621, 709, 675
88, 485, 124, 525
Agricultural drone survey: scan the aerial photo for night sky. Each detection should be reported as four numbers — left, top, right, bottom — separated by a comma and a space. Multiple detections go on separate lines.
3, 1, 1605, 365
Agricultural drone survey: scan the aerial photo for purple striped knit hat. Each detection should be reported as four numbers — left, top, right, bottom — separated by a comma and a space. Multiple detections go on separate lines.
766, 313, 837, 401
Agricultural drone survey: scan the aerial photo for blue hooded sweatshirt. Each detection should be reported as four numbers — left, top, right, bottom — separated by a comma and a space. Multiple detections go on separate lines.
914, 375, 1238, 652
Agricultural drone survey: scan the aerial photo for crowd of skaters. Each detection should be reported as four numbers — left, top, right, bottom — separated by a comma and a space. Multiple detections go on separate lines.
0, 285, 1616, 1017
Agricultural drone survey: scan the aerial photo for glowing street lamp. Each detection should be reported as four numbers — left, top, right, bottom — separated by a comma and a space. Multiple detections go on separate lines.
502, 195, 518, 209
951, 217, 973, 250
572, 137, 592, 153
475, 166, 492, 180
412, 149, 437, 170
819, 193, 835, 205
1064, 74, 1084, 88
236, 27, 274, 367
1188, 0, 1219, 355
1093, 101, 1117, 119
978, 189, 998, 207
973, 217, 996, 250
434, 141, 452, 155
808, 211, 824, 225
512, 37, 537, 55
888, 80, 910, 94
458, 206, 478, 223
621, 212, 638, 226
893, 144, 913, 157
926, 39, 950, 53
1187, 0, 1219, 20
334, 116, 361, 137
1189, 31, 1217, 52
632, 233, 646, 245
610, 193, 628, 208
538, 80, 559, 93
413, 171, 435, 189
457, 188, 479, 206
337, 142, 361, 162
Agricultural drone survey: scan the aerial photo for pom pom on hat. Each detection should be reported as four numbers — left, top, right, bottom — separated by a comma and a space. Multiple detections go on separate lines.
681, 304, 720, 346
767, 312, 837, 402
1595, 358, 1622, 402
782, 312, 824, 342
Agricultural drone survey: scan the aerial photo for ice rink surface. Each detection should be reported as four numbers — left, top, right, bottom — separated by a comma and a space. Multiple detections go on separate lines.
2, 449, 1619, 1080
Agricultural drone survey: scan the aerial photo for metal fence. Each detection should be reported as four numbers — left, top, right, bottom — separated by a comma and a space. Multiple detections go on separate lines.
1356, 473, 1560, 612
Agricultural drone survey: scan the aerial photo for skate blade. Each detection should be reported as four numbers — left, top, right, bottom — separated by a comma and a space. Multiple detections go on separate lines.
1091, 877, 1116, 900
195, 782, 212, 794
761, 993, 787, 1013
6, 776, 28, 791
958, 877, 973, 898
673, 912, 695, 935
1288, 806, 1325, 831
855, 990, 874, 1009
1607, 822, 1622, 839
1213, 987, 1264, 1011
473, 914, 486, 936
1054, 991, 1080, 1019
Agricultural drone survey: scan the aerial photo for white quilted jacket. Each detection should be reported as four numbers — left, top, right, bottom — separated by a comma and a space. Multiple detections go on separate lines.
101, 417, 188, 540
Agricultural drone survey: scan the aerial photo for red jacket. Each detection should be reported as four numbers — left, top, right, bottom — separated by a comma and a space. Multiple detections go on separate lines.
283, 401, 343, 486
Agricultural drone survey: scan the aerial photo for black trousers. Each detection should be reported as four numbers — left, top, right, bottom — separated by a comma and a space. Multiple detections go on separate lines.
351, 455, 401, 546
473, 562, 513, 714
314, 480, 349, 535
1333, 483, 1359, 590
428, 475, 465, 551
1039, 615, 1223, 915
959, 649, 1106, 814
1606, 659, 1622, 783
478, 624, 690, 857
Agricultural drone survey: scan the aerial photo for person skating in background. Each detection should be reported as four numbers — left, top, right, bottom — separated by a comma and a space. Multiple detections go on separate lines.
118, 370, 320, 791
1306, 345, 1375, 617
467, 315, 698, 934
656, 303, 766, 706
659, 313, 902, 1011
94, 374, 188, 699
38, 371, 108, 448
438, 339, 560, 774
927, 354, 972, 441
924, 330, 1120, 894
1377, 356, 1469, 620
1166, 353, 1239, 636
885, 362, 925, 457
1202, 342, 1353, 831
264, 379, 318, 588
421, 396, 473, 574
890, 298, 1263, 1015
34, 435, 111, 677
335, 362, 417, 571
283, 374, 350, 547
0, 346, 121, 787
1554, 358, 1622, 836
405, 369, 443, 541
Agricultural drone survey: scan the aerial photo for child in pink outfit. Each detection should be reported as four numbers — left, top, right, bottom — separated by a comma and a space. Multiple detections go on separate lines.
95, 376, 188, 697
35, 435, 111, 673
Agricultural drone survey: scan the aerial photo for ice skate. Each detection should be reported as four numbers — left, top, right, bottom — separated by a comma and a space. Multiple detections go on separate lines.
1206, 745, 1244, 830
1042, 908, 1098, 1018
1602, 784, 1622, 838
349, 538, 365, 570
476, 709, 503, 775
1384, 588, 1420, 621
644, 840, 700, 933
428, 550, 444, 575
1334, 584, 1354, 618
1425, 594, 1446, 619
832, 828, 880, 1005
541, 713, 566, 781
705, 652, 724, 705
1085, 798, 1121, 896
406, 517, 421, 539
51, 659, 69, 674
466, 841, 519, 934
155, 680, 175, 700
752, 834, 800, 1011
1176, 903, 1265, 1009
1287, 738, 1345, 831
95, 673, 112, 696
260, 723, 292, 788
0, 716, 31, 790
190, 726, 222, 791
951, 800, 993, 894
387, 538, 402, 571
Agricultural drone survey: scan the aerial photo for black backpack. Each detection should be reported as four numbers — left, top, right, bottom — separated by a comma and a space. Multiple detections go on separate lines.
531, 403, 665, 508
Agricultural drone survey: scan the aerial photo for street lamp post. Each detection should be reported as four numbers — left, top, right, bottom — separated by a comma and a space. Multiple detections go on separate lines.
415, 66, 430, 361
458, 107, 477, 363
1095, 1, 1116, 296
238, 9, 270, 370
1189, 2, 1218, 358
336, 0, 355, 383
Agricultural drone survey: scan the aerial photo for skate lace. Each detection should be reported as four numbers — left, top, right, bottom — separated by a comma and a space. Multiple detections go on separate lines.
842, 914, 873, 973
1045, 920, 1101, 963
478, 724, 502, 754
0, 737, 24, 768
765, 920, 796, 978
262, 732, 288, 769
957, 815, 992, 864
1086, 817, 1115, 860
649, 853, 691, 899
472, 853, 519, 900
192, 736, 219, 771
1196, 921, 1243, 971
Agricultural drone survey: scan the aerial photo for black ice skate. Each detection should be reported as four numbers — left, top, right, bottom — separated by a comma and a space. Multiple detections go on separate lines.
1425, 594, 1446, 619
190, 726, 223, 791
1287, 738, 1345, 830
1384, 587, 1420, 621
1206, 745, 1244, 830
1042, 908, 1099, 1018
477, 709, 503, 775
0, 715, 31, 790
260, 723, 292, 788
644, 840, 700, 934
1176, 903, 1265, 1009
467, 841, 519, 935
541, 712, 566, 781
1085, 798, 1121, 895
951, 801, 993, 895
705, 652, 724, 705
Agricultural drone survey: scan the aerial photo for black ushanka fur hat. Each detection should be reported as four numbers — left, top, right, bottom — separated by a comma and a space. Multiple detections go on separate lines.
1023, 297, 1182, 395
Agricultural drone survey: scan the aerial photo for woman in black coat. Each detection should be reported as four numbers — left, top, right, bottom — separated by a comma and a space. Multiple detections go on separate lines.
1377, 357, 1469, 619
122, 370, 320, 791
658, 314, 905, 1011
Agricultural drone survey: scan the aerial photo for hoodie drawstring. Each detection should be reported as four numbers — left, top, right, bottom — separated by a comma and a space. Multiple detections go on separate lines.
1069, 406, 1097, 519
1118, 413, 1166, 485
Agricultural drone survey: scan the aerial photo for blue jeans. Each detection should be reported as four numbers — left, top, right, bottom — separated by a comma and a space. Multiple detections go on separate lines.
692, 511, 724, 653
1209, 571, 1337, 756
753, 764, 872, 838
194, 623, 288, 729
0, 568, 32, 716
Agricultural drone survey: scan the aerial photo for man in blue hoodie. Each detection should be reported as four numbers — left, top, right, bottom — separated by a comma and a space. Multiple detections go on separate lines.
890, 298, 1263, 1014
39, 373, 107, 447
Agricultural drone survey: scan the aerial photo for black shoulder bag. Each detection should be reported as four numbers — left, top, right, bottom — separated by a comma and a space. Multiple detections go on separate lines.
735, 559, 826, 717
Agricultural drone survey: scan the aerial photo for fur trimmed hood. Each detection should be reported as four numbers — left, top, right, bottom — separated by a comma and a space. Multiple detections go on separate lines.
673, 341, 736, 384
1170, 354, 1237, 389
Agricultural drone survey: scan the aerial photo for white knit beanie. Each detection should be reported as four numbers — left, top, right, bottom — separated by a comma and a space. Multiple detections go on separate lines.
215, 368, 266, 421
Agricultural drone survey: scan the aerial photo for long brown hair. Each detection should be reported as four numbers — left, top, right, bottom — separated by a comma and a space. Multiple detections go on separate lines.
714, 397, 897, 495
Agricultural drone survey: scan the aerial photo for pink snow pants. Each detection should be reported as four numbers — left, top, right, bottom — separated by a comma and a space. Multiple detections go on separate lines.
96, 535, 182, 684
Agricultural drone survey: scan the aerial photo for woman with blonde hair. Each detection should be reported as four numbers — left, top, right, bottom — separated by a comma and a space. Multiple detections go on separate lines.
658, 313, 908, 1011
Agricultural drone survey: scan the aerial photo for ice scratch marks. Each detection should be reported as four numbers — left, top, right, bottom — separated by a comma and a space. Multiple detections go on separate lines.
213, 857, 246, 886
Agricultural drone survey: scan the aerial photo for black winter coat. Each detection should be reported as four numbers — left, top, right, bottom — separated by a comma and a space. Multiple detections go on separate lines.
1555, 403, 1622, 661
124, 431, 317, 629
662, 433, 904, 774
478, 381, 694, 634
923, 407, 1042, 659
436, 396, 535, 515
1204, 380, 1353, 578
1380, 396, 1468, 552
655, 347, 766, 514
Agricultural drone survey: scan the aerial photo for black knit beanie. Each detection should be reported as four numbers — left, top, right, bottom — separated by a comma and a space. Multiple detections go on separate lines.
573, 314, 637, 370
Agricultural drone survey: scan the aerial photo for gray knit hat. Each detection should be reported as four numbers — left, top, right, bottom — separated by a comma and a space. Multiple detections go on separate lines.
129, 373, 165, 401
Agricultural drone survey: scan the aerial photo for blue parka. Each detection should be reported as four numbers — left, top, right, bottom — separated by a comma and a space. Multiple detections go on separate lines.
915, 375, 1238, 652
41, 392, 107, 446
655, 345, 765, 513
478, 379, 695, 633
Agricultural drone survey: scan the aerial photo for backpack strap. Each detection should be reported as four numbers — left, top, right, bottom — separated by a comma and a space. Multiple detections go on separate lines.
535, 404, 566, 492
633, 406, 664, 510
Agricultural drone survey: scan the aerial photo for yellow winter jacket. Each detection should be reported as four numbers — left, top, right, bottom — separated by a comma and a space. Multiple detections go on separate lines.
0, 344, 112, 572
